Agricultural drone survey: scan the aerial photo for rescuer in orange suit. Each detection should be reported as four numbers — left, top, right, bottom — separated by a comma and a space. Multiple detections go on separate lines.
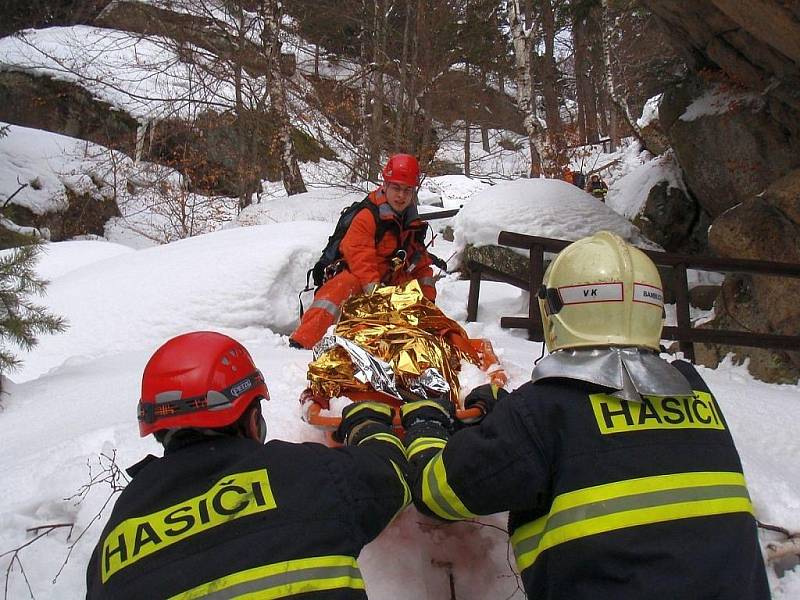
290, 154, 436, 349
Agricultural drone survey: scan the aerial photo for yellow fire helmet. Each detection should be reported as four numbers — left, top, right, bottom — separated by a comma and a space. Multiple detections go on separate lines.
538, 231, 664, 352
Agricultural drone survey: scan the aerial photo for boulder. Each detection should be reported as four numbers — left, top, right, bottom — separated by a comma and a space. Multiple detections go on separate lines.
461, 244, 529, 284
661, 77, 800, 218
696, 169, 800, 382
633, 180, 711, 255
688, 284, 720, 310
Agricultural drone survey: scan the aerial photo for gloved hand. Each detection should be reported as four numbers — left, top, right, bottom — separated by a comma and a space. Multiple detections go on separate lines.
464, 384, 509, 418
333, 401, 393, 445
400, 397, 454, 432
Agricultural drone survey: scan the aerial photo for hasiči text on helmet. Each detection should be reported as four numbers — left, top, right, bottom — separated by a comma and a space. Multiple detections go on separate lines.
101, 469, 276, 582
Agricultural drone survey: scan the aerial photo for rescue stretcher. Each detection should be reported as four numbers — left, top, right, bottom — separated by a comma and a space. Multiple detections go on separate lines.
298, 281, 508, 444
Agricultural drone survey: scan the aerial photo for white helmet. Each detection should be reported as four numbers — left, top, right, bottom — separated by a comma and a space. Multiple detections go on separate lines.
538, 231, 664, 351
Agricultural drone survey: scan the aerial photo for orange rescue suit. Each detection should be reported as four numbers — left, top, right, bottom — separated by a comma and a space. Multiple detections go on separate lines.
291, 189, 436, 349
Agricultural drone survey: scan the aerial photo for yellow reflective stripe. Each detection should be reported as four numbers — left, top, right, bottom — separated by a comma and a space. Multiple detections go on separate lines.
358, 431, 406, 456
512, 471, 753, 572
399, 400, 448, 418
346, 402, 393, 419
406, 436, 446, 459
420, 451, 478, 521
550, 471, 747, 513
170, 555, 364, 600
390, 460, 412, 512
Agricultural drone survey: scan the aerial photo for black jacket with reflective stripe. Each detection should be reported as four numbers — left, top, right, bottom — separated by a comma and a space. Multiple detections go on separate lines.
86, 434, 408, 599
408, 361, 769, 600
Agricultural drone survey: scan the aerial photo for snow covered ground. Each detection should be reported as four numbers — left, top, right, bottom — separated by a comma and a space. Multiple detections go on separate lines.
0, 196, 799, 598
1, 11, 798, 598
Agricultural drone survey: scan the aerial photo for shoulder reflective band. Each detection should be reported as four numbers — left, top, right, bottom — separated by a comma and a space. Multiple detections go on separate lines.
511, 471, 753, 572
102, 470, 276, 582
420, 451, 478, 521
169, 555, 364, 600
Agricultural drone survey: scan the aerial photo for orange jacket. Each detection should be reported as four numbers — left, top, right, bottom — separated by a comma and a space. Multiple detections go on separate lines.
340, 189, 436, 300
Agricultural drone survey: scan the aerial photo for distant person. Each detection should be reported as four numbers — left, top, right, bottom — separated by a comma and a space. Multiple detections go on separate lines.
400, 231, 769, 600
587, 173, 608, 201
86, 331, 409, 599
290, 153, 436, 349
562, 167, 575, 185
573, 170, 586, 189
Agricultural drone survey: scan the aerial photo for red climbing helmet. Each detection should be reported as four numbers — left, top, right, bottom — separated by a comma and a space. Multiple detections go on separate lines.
137, 331, 269, 437
382, 154, 421, 187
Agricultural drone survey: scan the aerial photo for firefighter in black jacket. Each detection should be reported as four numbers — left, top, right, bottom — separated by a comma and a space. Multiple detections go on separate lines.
86, 331, 409, 599
400, 231, 769, 600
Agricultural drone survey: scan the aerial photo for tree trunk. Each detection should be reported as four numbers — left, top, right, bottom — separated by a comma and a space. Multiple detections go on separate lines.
355, 0, 371, 182
508, 0, 544, 177
600, 0, 642, 143
368, 0, 386, 181
262, 0, 306, 195
406, 0, 421, 153
394, 0, 412, 149
480, 69, 490, 152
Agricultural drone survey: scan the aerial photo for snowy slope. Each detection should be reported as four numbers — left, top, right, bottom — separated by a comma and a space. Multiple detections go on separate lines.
0, 217, 799, 598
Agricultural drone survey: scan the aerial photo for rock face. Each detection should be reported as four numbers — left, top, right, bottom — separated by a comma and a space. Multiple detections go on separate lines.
642, 0, 800, 141
0, 71, 138, 154
695, 169, 800, 382
659, 78, 800, 219
1, 188, 119, 248
641, 0, 800, 382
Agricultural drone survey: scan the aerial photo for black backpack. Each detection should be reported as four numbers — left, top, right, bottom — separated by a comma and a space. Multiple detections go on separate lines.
309, 198, 393, 288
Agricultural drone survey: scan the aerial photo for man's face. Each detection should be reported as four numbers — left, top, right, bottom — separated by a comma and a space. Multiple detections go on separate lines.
384, 182, 415, 213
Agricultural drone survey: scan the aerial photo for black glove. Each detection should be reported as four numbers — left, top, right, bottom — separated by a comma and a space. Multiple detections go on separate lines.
400, 397, 454, 432
333, 401, 394, 445
464, 384, 509, 418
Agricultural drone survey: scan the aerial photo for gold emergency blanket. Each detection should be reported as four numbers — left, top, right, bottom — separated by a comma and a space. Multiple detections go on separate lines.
307, 280, 479, 403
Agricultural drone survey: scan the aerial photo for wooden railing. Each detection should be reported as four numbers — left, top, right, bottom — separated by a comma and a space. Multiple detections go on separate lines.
466, 233, 800, 361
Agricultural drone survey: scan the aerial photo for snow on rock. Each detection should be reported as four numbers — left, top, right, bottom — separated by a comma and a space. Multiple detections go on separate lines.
9, 223, 329, 383
637, 93, 662, 129
0, 27, 199, 120
453, 177, 660, 252
607, 150, 686, 219
0, 122, 114, 215
680, 84, 763, 122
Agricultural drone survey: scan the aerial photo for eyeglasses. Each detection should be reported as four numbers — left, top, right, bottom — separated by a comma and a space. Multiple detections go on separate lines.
386, 183, 414, 196
138, 370, 266, 424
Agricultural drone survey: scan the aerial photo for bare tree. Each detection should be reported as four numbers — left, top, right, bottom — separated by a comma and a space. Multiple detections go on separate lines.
261, 0, 308, 195
507, 0, 546, 177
